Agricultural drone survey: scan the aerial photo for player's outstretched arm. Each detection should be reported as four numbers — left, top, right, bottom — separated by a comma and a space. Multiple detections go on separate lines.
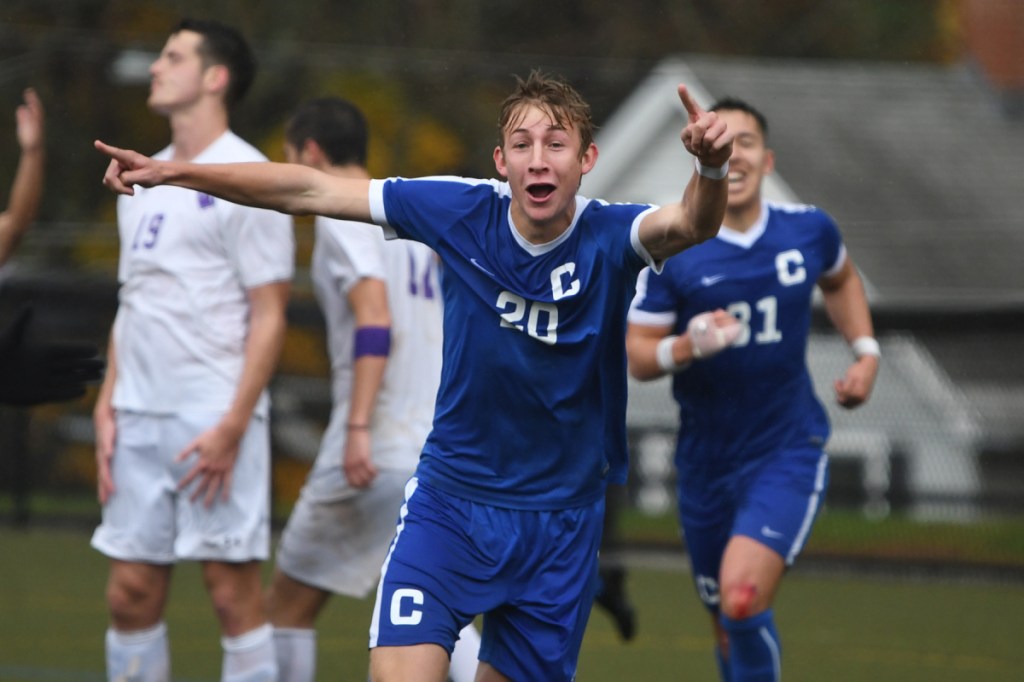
638, 85, 733, 262
94, 140, 374, 224
0, 88, 45, 266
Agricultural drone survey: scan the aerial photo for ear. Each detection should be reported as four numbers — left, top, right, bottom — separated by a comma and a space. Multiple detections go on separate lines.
493, 145, 508, 179
203, 64, 230, 98
580, 142, 598, 175
302, 139, 326, 167
763, 148, 776, 177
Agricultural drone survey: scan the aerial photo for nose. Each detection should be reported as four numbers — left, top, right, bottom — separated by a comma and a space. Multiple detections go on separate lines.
528, 143, 547, 171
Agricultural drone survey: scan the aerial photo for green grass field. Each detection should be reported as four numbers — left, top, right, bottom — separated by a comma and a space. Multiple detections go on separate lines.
2, 526, 1023, 681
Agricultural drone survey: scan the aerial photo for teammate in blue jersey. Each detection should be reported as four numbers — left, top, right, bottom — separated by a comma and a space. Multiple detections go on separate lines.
626, 97, 879, 682
95, 71, 734, 682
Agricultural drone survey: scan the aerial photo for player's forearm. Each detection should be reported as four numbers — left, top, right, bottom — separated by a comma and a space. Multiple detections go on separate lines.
223, 285, 290, 436
0, 147, 44, 265
161, 160, 371, 222
347, 355, 387, 427
639, 173, 726, 261
93, 333, 118, 418
627, 327, 675, 380
681, 170, 728, 245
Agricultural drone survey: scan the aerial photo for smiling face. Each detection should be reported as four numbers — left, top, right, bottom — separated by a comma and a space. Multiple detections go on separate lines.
494, 102, 597, 241
715, 108, 775, 220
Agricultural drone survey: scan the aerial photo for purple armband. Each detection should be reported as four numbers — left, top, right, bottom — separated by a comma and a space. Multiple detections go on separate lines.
354, 326, 391, 358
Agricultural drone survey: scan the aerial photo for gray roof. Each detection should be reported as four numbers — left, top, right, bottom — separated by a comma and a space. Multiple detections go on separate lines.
582, 55, 1024, 306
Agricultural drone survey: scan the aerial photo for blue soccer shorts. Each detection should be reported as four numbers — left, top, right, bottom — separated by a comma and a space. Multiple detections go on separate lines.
678, 446, 829, 611
369, 477, 604, 682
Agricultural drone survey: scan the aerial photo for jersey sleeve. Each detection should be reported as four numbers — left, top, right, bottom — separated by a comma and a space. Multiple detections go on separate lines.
317, 218, 388, 296
815, 209, 846, 277
224, 204, 295, 289
371, 176, 501, 248
627, 265, 679, 328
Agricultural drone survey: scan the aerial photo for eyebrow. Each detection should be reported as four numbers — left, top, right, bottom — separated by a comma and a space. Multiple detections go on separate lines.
509, 123, 568, 136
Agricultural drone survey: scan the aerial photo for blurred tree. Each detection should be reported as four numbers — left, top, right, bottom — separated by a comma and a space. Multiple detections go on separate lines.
0, 0, 956, 267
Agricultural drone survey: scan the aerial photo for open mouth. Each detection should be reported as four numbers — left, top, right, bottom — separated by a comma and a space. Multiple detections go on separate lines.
526, 183, 556, 200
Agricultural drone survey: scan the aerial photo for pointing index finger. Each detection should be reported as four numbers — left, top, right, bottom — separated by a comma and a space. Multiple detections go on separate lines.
678, 84, 705, 120
94, 139, 119, 158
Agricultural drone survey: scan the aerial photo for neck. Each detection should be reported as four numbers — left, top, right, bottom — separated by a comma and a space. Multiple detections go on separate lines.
723, 196, 763, 233
509, 201, 575, 245
166, 101, 230, 161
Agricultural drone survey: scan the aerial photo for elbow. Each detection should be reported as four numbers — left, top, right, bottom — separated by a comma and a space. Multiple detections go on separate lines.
694, 222, 720, 245
626, 350, 661, 382
693, 210, 723, 244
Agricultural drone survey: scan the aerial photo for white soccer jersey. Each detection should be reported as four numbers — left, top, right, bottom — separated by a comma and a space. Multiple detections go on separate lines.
111, 131, 294, 416
307, 215, 443, 478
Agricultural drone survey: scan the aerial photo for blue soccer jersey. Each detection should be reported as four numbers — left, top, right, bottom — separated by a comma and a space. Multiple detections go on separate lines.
369, 177, 657, 509
629, 200, 844, 501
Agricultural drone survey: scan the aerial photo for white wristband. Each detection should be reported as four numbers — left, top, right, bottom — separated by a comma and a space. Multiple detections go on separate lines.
656, 335, 689, 373
695, 158, 729, 180
851, 336, 881, 359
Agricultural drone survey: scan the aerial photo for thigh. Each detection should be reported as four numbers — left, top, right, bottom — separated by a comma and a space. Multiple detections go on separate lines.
173, 412, 271, 562
734, 447, 830, 566
479, 498, 604, 682
277, 468, 413, 599
370, 642, 451, 682
91, 412, 178, 563
370, 479, 491, 653
678, 510, 733, 613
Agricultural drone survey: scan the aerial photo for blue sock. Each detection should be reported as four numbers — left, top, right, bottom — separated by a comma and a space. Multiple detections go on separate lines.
719, 609, 781, 682
715, 643, 732, 681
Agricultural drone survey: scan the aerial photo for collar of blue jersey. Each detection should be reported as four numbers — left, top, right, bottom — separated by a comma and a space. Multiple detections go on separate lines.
717, 198, 769, 249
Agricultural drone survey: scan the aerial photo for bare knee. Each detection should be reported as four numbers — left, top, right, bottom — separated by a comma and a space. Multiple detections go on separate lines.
203, 561, 265, 635
106, 563, 168, 629
266, 569, 328, 629
720, 581, 762, 621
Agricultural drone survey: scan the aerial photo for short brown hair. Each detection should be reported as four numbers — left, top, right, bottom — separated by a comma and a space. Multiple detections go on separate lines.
497, 70, 595, 158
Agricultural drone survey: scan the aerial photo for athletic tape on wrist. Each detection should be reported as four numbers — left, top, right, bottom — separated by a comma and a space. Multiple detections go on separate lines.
695, 158, 729, 180
656, 335, 689, 373
354, 326, 391, 358
851, 336, 881, 359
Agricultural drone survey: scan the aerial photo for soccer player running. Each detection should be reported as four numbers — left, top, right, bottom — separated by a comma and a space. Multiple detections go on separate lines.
626, 97, 879, 681
95, 71, 732, 682
265, 96, 481, 682
90, 19, 293, 681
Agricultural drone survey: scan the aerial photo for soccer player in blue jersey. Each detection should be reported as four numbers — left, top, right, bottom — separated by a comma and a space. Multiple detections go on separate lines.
95, 71, 734, 682
626, 97, 880, 682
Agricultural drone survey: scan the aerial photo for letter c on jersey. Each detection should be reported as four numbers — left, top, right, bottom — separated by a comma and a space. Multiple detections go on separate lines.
390, 588, 424, 625
550, 263, 580, 301
775, 249, 806, 286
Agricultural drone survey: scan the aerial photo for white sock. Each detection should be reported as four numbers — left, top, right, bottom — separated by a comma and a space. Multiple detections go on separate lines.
273, 627, 317, 682
221, 623, 278, 682
105, 621, 169, 682
448, 624, 482, 682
